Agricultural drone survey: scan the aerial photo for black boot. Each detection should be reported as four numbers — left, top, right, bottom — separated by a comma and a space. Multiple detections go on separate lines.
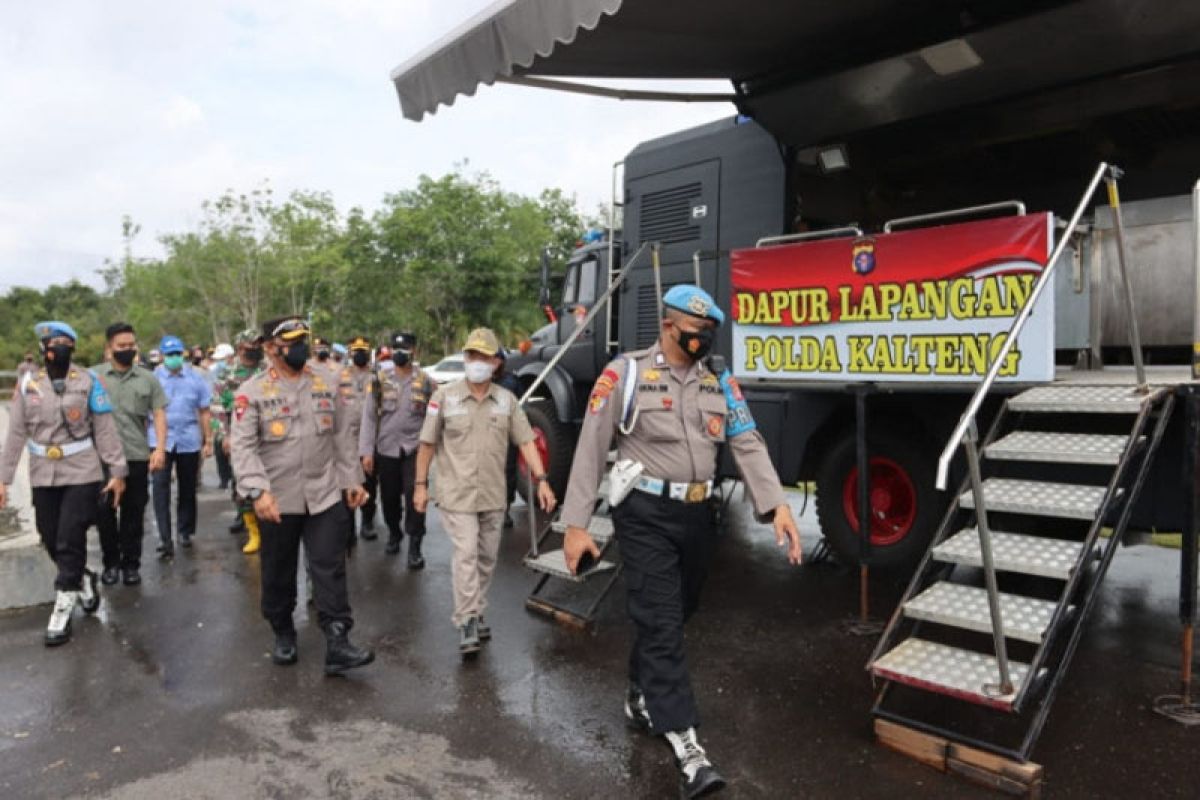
384, 530, 402, 555
229, 513, 246, 534
359, 519, 378, 541
407, 535, 425, 570
323, 622, 374, 676
272, 630, 298, 665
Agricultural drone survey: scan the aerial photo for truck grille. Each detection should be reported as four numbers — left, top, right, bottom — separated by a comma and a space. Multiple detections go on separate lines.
638, 182, 702, 245
636, 282, 682, 348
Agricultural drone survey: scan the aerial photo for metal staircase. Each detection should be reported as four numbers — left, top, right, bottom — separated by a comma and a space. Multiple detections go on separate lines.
868, 162, 1176, 768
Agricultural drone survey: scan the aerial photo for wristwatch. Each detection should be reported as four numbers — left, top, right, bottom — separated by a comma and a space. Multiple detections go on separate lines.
246, 488, 264, 500
533, 474, 548, 484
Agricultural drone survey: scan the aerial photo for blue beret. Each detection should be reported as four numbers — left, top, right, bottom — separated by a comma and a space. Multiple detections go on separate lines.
34, 321, 78, 342
159, 335, 185, 354
663, 285, 725, 326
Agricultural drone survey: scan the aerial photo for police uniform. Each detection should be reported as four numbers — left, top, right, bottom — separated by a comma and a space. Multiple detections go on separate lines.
418, 329, 535, 635
560, 286, 787, 795
359, 332, 432, 566
230, 316, 372, 673
337, 336, 377, 541
0, 321, 128, 645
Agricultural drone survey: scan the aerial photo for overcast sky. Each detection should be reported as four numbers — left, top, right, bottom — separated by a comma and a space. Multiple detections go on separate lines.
0, 0, 730, 291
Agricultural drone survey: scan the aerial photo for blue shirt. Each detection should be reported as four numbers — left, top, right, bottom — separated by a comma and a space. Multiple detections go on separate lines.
150, 365, 211, 453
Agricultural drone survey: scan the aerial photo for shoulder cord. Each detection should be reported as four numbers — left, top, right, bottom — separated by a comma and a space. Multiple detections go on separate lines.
617, 356, 640, 436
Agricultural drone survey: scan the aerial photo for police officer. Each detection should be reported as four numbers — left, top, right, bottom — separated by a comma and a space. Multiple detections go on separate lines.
414, 328, 556, 657
0, 321, 128, 646
216, 329, 266, 553
337, 336, 377, 548
561, 286, 802, 799
359, 332, 433, 568
230, 316, 374, 675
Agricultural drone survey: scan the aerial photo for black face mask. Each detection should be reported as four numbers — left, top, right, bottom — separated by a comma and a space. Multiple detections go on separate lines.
45, 344, 74, 372
351, 351, 370, 368
191, 356, 203, 366
316, 350, 330, 362
243, 348, 263, 365
675, 327, 715, 361
113, 349, 137, 367
282, 341, 309, 370
391, 351, 411, 367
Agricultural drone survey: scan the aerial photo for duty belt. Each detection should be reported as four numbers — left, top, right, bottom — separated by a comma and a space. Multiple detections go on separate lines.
634, 475, 713, 503
27, 438, 93, 461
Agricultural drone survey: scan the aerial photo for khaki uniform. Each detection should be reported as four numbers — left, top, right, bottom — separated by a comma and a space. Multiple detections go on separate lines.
338, 363, 378, 533
0, 367, 128, 592
419, 379, 534, 626
560, 341, 787, 734
230, 364, 362, 515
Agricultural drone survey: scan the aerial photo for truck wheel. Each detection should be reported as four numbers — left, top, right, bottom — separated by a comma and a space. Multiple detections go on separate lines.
518, 399, 575, 504
815, 428, 938, 570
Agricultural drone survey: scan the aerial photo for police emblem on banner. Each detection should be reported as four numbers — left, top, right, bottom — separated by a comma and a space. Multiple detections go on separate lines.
852, 236, 876, 276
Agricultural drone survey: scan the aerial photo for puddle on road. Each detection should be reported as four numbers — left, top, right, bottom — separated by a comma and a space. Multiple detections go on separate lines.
98, 707, 538, 799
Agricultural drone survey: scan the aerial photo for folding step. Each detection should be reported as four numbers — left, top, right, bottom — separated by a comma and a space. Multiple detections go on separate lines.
959, 478, 1113, 521
904, 582, 1058, 644
1008, 385, 1146, 414
933, 528, 1084, 580
551, 515, 615, 545
871, 638, 1036, 711
986, 431, 1132, 465
524, 549, 617, 582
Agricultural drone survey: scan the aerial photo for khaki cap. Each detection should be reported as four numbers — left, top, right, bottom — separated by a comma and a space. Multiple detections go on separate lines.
462, 327, 501, 357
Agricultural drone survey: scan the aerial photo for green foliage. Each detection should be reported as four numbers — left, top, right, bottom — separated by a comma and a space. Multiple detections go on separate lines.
1, 167, 588, 370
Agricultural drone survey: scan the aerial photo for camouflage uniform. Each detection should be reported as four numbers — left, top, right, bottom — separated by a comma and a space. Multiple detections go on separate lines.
215, 329, 265, 549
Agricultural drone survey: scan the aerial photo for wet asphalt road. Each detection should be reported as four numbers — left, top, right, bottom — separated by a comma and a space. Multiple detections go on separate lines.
0, 473, 1197, 799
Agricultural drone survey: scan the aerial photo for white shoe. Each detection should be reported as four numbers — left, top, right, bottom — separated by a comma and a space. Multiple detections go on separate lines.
45, 591, 77, 647
665, 728, 726, 798
78, 569, 100, 614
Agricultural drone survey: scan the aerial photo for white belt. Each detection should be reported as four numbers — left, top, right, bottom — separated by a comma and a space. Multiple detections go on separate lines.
634, 475, 713, 503
28, 438, 93, 461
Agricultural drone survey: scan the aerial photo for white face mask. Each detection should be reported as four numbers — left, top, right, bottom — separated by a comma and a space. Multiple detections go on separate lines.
464, 360, 495, 384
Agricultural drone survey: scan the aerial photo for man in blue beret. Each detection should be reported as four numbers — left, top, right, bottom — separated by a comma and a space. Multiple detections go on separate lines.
0, 321, 128, 645
560, 285, 802, 798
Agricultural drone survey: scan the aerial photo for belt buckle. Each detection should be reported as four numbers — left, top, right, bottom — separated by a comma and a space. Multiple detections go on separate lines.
685, 482, 707, 503
46, 444, 64, 461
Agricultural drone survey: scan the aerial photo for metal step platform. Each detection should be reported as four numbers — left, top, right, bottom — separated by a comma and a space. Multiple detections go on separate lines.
932, 528, 1084, 580
904, 582, 1060, 644
872, 639, 1038, 711
1008, 385, 1148, 414
524, 548, 617, 582
550, 515, 615, 545
985, 431, 1132, 465
959, 478, 1114, 520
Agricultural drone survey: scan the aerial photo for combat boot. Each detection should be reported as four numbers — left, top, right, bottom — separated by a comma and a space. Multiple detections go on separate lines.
459, 616, 481, 658
45, 590, 76, 647
272, 630, 298, 665
241, 511, 261, 554
360, 519, 378, 541
407, 534, 425, 570
323, 622, 374, 676
384, 529, 403, 555
624, 683, 652, 733
664, 728, 726, 799
78, 568, 101, 614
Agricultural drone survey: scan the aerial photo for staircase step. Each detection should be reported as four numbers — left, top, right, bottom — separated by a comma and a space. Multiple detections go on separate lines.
904, 582, 1059, 643
524, 549, 617, 582
986, 431, 1132, 465
933, 528, 1083, 580
871, 638, 1036, 711
1009, 385, 1146, 414
551, 515, 615, 545
959, 478, 1113, 520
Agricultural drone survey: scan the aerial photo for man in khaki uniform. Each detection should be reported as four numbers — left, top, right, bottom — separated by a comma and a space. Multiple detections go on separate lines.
0, 321, 127, 646
337, 335, 377, 549
230, 315, 374, 675
414, 327, 556, 657
561, 286, 802, 799
360, 331, 433, 567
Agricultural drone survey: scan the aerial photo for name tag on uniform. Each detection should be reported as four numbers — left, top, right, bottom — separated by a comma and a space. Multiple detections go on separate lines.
490, 397, 510, 415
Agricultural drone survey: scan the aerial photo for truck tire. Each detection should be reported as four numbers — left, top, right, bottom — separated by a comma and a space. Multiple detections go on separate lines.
518, 399, 575, 504
814, 427, 938, 571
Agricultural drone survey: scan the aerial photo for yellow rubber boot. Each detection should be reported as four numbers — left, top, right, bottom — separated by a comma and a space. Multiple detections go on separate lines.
242, 512, 261, 555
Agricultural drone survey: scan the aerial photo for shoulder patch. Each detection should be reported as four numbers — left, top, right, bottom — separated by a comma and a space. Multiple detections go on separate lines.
720, 370, 755, 436
87, 370, 113, 414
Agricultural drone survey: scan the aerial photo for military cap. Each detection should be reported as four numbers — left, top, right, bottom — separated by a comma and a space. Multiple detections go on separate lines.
347, 336, 371, 352
34, 320, 78, 342
234, 328, 262, 347
261, 316, 309, 342
462, 327, 501, 357
390, 331, 418, 352
663, 284, 725, 326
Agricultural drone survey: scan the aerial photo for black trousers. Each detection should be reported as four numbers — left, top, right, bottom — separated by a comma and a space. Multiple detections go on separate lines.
259, 503, 353, 634
33, 482, 101, 591
376, 451, 425, 543
97, 460, 149, 569
214, 441, 233, 487
361, 463, 377, 527
152, 450, 200, 545
613, 490, 718, 734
